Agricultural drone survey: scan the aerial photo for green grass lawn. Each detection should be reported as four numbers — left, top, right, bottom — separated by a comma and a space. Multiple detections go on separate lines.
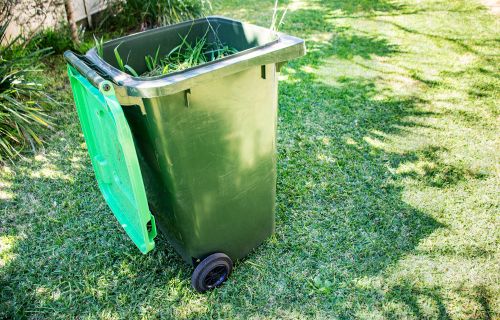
1, 0, 499, 318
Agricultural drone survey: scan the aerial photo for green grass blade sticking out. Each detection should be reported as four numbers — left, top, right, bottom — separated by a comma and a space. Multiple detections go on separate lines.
114, 43, 125, 71
124, 65, 139, 77
94, 35, 104, 57
114, 43, 139, 76
145, 46, 161, 72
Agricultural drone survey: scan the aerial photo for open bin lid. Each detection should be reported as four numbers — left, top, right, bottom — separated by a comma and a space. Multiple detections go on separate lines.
67, 65, 157, 254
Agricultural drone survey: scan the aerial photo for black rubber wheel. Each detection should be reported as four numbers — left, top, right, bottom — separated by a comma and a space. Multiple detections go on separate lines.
191, 253, 233, 293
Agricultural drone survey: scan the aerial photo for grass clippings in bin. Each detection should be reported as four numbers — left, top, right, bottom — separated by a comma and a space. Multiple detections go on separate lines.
140, 24, 239, 77
113, 26, 238, 78
142, 33, 238, 77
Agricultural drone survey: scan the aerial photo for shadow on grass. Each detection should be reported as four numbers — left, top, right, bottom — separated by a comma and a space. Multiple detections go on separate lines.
320, 0, 405, 14
0, 1, 490, 318
387, 282, 497, 320
254, 73, 447, 317
0, 119, 190, 317
386, 280, 452, 319
475, 285, 494, 320
375, 18, 499, 65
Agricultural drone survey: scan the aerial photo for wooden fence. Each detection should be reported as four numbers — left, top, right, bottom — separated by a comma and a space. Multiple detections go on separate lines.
4, 0, 108, 42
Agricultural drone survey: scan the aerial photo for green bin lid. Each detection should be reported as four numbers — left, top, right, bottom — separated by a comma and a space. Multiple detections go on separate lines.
67, 65, 156, 254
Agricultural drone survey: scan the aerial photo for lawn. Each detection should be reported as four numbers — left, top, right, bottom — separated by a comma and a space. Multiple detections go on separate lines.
1, 0, 499, 318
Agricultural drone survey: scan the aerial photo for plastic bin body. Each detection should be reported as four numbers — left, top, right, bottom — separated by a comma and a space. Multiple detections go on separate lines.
65, 17, 305, 265
124, 65, 278, 263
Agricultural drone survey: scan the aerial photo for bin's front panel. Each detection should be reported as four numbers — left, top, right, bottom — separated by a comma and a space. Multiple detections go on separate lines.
67, 66, 156, 254
125, 64, 278, 262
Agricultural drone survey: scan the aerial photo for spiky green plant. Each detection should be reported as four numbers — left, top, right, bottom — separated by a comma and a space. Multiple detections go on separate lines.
99, 0, 212, 32
0, 20, 55, 160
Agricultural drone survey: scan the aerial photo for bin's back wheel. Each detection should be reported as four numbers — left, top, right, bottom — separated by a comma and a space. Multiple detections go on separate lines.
191, 253, 233, 293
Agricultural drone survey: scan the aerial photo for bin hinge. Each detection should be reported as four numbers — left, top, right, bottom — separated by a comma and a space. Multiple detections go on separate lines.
184, 89, 191, 108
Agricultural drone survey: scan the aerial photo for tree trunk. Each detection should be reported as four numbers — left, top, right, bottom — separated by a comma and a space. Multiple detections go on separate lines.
64, 0, 80, 45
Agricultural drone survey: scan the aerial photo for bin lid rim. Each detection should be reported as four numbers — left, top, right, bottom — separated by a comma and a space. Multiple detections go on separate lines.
86, 16, 306, 98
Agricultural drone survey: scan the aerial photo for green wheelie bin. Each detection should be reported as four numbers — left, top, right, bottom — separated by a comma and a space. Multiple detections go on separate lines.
64, 16, 305, 292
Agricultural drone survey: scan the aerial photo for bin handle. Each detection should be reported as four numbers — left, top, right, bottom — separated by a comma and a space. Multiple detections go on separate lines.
64, 50, 107, 89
